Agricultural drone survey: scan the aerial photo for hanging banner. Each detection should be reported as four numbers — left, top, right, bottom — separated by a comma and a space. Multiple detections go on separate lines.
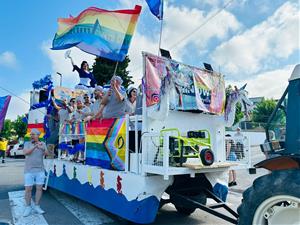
144, 53, 225, 114
86, 118, 126, 171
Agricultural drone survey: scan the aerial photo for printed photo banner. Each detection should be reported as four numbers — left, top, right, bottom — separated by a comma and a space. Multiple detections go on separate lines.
144, 53, 225, 114
54, 87, 87, 102
86, 118, 126, 171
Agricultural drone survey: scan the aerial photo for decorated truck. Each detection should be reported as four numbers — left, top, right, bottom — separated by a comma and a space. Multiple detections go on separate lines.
26, 52, 253, 224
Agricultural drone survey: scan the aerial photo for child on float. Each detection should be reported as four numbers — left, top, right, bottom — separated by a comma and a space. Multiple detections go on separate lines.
52, 97, 75, 159
70, 97, 90, 163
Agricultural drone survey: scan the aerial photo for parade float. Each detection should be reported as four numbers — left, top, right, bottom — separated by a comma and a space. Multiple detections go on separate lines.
25, 51, 252, 224
23, 3, 255, 224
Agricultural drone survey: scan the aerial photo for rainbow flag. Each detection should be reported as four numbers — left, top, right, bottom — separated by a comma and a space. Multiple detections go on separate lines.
52, 5, 142, 61
86, 118, 126, 171
0, 96, 11, 131
24, 123, 45, 142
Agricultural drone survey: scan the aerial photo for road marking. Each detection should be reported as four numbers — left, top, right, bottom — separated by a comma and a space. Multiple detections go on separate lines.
8, 190, 48, 225
50, 190, 115, 225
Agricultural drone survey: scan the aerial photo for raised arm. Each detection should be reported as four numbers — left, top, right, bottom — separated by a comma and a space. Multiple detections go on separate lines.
23, 143, 37, 155
112, 83, 125, 102
52, 98, 62, 111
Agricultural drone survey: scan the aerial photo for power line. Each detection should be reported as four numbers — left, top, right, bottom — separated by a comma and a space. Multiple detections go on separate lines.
168, 0, 235, 50
128, 0, 236, 78
0, 85, 30, 105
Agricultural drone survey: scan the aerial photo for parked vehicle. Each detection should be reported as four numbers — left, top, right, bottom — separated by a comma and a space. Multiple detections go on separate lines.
9, 144, 24, 158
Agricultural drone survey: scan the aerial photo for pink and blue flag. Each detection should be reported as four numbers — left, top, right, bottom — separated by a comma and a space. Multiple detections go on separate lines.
0, 96, 11, 131
52, 5, 142, 62
145, 0, 163, 20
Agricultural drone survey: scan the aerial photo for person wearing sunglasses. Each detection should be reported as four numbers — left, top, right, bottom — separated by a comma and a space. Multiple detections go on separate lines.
125, 87, 137, 115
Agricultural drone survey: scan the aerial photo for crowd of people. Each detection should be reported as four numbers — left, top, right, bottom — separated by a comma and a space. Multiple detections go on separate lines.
21, 60, 139, 217
46, 59, 139, 163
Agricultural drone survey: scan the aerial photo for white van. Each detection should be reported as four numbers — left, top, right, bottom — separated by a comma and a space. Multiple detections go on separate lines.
9, 144, 24, 157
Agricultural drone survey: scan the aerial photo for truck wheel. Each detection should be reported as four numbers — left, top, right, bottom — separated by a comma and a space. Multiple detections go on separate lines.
238, 169, 300, 225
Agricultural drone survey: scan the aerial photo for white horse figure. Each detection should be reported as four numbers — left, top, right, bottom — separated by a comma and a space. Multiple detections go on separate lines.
224, 84, 254, 127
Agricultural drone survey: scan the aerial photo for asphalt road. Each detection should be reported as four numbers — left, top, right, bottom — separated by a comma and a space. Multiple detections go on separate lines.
0, 147, 267, 225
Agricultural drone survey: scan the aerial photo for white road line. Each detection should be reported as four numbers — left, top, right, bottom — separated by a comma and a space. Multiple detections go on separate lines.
50, 190, 115, 225
8, 190, 48, 225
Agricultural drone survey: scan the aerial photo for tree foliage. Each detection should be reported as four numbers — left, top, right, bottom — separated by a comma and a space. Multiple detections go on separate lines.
92, 56, 133, 88
252, 99, 285, 128
14, 115, 27, 139
0, 119, 14, 139
0, 115, 27, 140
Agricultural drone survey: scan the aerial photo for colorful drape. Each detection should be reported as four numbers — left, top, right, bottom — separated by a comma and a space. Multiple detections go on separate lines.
144, 53, 226, 114
52, 5, 142, 62
0, 96, 11, 131
86, 118, 126, 171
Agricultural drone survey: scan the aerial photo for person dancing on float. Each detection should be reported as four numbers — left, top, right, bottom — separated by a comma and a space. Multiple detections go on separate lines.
66, 50, 96, 91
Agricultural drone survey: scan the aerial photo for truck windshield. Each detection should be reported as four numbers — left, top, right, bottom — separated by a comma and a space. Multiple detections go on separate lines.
266, 88, 288, 143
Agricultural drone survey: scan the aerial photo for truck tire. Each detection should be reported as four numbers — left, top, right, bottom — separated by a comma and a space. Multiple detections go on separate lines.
238, 169, 300, 225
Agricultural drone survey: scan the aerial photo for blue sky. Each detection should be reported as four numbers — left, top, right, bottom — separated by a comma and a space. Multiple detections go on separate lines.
0, 0, 299, 119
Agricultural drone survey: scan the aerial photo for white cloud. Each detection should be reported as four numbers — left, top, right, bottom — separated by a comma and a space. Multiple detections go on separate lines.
0, 51, 18, 68
124, 2, 242, 85
163, 3, 241, 57
211, 1, 299, 77
226, 64, 295, 99
41, 41, 96, 88
42, 2, 241, 88
127, 32, 159, 85
6, 91, 31, 120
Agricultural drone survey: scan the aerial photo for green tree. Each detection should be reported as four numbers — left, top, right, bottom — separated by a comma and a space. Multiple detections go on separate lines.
0, 119, 15, 139
252, 99, 284, 129
92, 56, 133, 88
225, 85, 244, 125
13, 115, 27, 139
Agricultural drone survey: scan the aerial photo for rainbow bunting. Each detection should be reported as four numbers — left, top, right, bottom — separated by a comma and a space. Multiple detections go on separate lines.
52, 5, 142, 61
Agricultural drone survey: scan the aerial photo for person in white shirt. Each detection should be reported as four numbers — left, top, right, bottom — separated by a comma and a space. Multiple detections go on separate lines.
90, 86, 104, 118
52, 98, 74, 159
234, 127, 245, 159
125, 87, 137, 115
71, 97, 90, 162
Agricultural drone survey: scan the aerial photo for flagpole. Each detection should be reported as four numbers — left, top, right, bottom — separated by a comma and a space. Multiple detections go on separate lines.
157, 0, 164, 57
113, 61, 119, 76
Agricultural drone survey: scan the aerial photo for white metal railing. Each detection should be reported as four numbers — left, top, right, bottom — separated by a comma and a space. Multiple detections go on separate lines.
225, 136, 251, 169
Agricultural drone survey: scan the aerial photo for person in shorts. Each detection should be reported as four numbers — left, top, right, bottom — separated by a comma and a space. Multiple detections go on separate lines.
23, 128, 49, 217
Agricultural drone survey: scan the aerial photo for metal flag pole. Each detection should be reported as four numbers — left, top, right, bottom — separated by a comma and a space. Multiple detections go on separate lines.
157, 0, 164, 57
113, 61, 119, 76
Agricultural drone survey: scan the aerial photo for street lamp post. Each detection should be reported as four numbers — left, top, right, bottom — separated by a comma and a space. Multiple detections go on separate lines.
57, 72, 62, 87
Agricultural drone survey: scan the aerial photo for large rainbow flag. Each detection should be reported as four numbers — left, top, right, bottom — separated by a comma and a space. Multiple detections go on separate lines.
86, 118, 126, 171
52, 5, 142, 62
